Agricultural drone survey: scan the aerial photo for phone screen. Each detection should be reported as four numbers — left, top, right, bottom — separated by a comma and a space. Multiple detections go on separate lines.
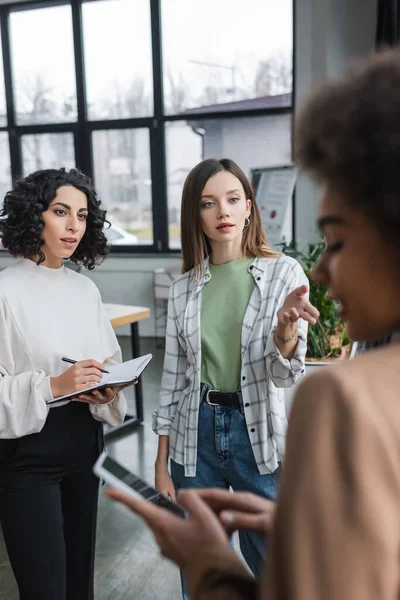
102, 456, 186, 518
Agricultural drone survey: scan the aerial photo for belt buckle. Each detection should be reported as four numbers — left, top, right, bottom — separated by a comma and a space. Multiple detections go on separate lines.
205, 389, 220, 406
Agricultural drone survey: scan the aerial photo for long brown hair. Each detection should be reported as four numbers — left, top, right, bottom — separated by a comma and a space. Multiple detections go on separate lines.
180, 158, 280, 276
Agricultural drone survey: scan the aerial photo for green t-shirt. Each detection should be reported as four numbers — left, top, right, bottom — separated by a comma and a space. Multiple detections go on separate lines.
201, 257, 255, 392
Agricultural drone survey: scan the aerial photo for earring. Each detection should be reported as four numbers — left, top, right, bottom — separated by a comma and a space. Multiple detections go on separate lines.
244, 216, 251, 227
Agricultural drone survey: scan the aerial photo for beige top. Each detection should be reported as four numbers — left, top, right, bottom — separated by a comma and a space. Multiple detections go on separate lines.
191, 340, 400, 600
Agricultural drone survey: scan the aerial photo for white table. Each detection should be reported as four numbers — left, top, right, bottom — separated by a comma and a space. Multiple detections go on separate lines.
104, 303, 151, 438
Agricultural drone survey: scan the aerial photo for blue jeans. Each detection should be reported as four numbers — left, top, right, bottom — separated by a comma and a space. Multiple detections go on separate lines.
171, 385, 279, 597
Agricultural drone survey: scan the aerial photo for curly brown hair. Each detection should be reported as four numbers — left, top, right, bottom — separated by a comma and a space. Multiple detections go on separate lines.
294, 48, 400, 246
0, 168, 109, 270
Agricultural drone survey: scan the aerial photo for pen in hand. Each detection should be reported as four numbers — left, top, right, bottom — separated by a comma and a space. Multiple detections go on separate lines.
61, 357, 109, 374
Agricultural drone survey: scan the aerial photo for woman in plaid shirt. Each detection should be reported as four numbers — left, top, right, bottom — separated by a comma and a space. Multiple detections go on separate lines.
152, 158, 319, 585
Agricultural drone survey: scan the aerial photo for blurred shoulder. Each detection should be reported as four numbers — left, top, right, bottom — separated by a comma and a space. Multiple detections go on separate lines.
293, 342, 400, 423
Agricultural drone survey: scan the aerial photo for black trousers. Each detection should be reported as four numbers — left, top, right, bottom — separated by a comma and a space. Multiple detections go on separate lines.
0, 402, 103, 600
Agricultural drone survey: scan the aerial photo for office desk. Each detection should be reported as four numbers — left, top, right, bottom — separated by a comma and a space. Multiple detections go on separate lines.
104, 303, 151, 439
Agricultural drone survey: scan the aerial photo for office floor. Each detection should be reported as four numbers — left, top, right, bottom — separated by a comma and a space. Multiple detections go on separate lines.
0, 337, 182, 600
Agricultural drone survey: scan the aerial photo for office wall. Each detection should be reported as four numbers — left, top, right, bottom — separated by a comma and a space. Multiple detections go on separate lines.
203, 114, 292, 176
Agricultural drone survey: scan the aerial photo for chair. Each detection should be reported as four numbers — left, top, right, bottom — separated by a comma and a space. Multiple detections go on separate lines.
153, 268, 180, 347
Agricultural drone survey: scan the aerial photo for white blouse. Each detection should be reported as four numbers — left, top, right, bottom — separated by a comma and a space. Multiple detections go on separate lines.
0, 258, 127, 438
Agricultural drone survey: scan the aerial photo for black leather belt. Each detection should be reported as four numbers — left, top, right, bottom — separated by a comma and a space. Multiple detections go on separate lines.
204, 389, 241, 408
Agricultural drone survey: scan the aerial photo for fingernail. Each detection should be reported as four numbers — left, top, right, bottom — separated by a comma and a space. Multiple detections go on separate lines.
220, 511, 234, 523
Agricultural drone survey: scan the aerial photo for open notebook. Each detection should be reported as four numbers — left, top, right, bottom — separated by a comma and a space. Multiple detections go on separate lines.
46, 353, 153, 405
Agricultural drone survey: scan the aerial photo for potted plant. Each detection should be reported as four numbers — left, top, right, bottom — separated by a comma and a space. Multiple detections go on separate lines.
282, 240, 351, 361
280, 239, 352, 412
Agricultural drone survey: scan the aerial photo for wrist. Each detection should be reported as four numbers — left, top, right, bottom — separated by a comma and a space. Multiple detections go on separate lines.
50, 377, 60, 398
275, 326, 298, 344
186, 547, 252, 598
99, 395, 116, 406
155, 456, 168, 467
276, 321, 298, 336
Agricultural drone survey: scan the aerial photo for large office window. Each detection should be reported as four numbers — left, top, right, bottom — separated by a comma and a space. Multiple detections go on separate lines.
0, 0, 293, 253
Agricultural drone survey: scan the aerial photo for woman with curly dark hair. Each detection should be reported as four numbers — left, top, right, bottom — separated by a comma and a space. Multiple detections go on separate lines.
0, 168, 127, 600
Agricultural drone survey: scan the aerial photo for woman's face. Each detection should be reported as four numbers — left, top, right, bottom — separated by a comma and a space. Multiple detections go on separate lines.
199, 170, 251, 252
40, 185, 88, 268
312, 184, 400, 341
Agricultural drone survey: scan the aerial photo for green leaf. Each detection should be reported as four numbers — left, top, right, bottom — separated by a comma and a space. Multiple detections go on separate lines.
281, 239, 351, 358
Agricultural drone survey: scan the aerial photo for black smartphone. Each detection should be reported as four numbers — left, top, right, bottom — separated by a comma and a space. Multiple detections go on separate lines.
93, 452, 186, 518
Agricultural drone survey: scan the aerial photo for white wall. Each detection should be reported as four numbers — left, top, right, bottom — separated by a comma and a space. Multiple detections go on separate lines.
294, 0, 377, 247
203, 114, 292, 175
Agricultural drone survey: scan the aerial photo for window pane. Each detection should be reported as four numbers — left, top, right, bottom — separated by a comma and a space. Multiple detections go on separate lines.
92, 129, 152, 246
165, 122, 202, 249
10, 5, 77, 125
166, 114, 292, 249
0, 133, 12, 249
83, 0, 153, 120
0, 30, 7, 127
0, 132, 11, 203
162, 0, 292, 115
21, 133, 75, 176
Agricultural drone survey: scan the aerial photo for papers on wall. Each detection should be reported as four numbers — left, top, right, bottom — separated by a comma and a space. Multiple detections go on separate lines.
251, 165, 297, 248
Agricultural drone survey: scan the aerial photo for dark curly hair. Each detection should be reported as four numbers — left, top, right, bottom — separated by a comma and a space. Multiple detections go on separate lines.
294, 48, 400, 249
0, 168, 110, 270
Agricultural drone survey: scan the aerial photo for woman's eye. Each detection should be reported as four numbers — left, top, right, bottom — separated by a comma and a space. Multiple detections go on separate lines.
325, 242, 343, 253
55, 209, 66, 216
229, 197, 239, 203
201, 201, 214, 209
78, 213, 87, 220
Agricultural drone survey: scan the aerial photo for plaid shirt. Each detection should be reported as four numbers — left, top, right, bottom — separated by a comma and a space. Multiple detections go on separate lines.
152, 255, 308, 476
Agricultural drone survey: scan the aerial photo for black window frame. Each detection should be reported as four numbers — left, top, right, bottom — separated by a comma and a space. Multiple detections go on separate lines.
0, 0, 295, 255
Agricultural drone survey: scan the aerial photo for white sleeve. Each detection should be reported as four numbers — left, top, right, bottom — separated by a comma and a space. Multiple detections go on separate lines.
0, 299, 50, 438
264, 261, 308, 388
152, 284, 188, 435
89, 292, 127, 426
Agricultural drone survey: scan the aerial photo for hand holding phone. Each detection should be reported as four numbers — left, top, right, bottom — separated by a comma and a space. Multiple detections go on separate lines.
93, 452, 186, 518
